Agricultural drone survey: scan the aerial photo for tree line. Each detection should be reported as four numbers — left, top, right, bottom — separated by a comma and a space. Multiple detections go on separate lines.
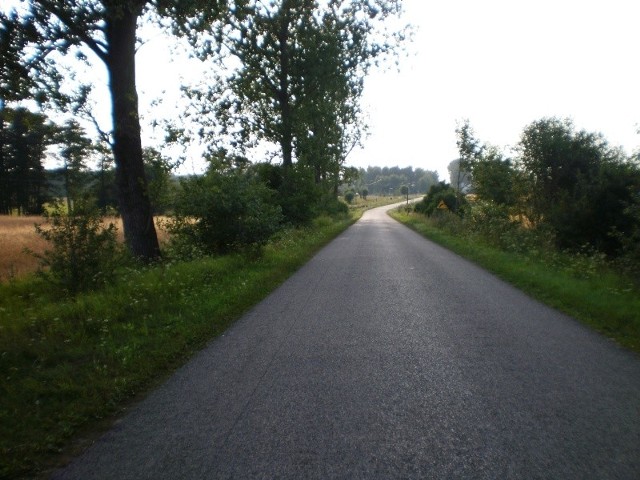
1, 0, 406, 261
416, 118, 640, 270
0, 104, 174, 215
351, 165, 440, 197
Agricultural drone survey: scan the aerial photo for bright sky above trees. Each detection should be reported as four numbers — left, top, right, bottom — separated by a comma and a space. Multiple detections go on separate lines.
352, 0, 640, 179
4, 0, 639, 181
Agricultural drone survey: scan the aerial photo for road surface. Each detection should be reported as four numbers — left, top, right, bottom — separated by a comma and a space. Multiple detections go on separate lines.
53, 203, 640, 479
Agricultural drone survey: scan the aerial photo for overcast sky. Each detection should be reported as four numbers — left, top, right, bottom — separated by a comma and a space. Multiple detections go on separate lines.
348, 0, 640, 180
6, 0, 640, 181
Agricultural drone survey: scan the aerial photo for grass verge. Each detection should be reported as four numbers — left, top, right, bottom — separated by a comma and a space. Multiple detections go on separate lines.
389, 209, 640, 356
0, 212, 359, 479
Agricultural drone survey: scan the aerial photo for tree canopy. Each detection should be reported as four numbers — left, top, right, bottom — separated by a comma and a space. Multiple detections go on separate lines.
517, 117, 639, 253
2, 0, 408, 254
0, 106, 52, 214
1, 0, 227, 260
183, 0, 405, 193
436, 118, 640, 257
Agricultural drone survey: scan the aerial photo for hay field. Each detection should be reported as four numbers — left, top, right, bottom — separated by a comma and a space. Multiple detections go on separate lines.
0, 216, 48, 281
0, 216, 170, 282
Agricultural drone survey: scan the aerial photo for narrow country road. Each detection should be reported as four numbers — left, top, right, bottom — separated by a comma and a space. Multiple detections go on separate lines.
52, 203, 640, 479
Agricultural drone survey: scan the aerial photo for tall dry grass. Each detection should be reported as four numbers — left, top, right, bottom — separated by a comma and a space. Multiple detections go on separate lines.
0, 215, 170, 282
0, 216, 47, 281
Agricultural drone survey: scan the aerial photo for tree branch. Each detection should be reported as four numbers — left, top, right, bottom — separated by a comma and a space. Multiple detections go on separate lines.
34, 0, 109, 64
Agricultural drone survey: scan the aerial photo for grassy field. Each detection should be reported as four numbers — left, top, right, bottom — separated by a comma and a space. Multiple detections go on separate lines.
0, 197, 403, 283
0, 196, 410, 479
389, 208, 640, 356
0, 216, 50, 282
0, 216, 170, 283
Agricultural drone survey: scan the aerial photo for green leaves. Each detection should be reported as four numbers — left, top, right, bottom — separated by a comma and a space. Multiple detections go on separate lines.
183, 0, 405, 187
168, 165, 283, 256
518, 117, 639, 253
31, 199, 124, 295
0, 107, 53, 215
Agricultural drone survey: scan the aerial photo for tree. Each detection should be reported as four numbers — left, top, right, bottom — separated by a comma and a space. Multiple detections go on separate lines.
143, 147, 175, 215
3, 1, 225, 261
518, 117, 640, 253
1, 11, 37, 214
470, 146, 516, 206
53, 119, 93, 211
447, 159, 472, 193
358, 166, 438, 196
0, 10, 35, 103
417, 170, 439, 194
186, 0, 404, 189
0, 107, 52, 214
455, 119, 480, 179
455, 120, 516, 206
452, 119, 480, 208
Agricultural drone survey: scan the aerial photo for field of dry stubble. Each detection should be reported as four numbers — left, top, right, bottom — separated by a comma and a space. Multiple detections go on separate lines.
0, 215, 169, 282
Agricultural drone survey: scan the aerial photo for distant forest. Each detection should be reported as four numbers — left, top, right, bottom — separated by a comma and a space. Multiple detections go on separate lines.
352, 166, 440, 196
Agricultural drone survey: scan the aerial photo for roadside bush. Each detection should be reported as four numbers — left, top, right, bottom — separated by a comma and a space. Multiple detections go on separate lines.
613, 198, 640, 283
168, 168, 283, 256
518, 118, 640, 255
427, 209, 467, 237
414, 182, 463, 216
317, 194, 348, 216
30, 199, 123, 295
254, 163, 321, 226
466, 201, 548, 254
278, 166, 322, 225
344, 190, 355, 204
415, 199, 610, 282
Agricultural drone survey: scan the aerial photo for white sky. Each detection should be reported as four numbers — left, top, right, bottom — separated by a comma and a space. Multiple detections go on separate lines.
348, 0, 640, 180
5, 0, 640, 181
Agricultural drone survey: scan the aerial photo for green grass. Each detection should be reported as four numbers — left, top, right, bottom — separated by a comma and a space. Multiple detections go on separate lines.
389, 209, 640, 355
0, 213, 360, 479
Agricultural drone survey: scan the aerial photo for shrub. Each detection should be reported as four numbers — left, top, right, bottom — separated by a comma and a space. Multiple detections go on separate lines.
414, 182, 463, 216
518, 118, 640, 254
280, 170, 322, 225
317, 194, 348, 216
168, 168, 283, 256
344, 190, 355, 204
253, 163, 321, 226
613, 198, 640, 283
428, 209, 467, 236
30, 199, 123, 294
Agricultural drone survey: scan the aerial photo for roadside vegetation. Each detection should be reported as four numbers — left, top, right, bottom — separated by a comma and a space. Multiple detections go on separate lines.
390, 208, 640, 355
0, 208, 357, 479
2, 1, 410, 477
4, 0, 640, 477
0, 188, 409, 478
392, 118, 640, 355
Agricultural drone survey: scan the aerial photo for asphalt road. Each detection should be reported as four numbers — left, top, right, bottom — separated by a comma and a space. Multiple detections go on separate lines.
52, 203, 640, 479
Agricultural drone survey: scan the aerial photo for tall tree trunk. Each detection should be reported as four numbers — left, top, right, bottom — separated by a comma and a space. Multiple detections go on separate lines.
0, 100, 8, 214
105, 5, 160, 261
